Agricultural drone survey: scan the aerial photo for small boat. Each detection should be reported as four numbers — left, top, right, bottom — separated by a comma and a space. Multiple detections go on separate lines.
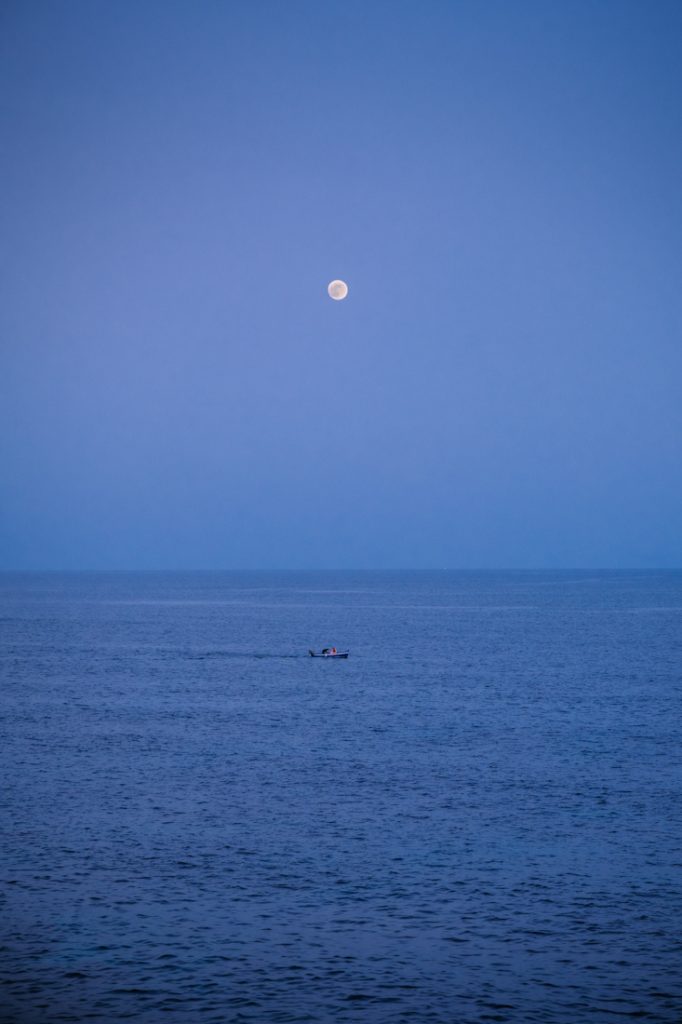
308, 649, 349, 659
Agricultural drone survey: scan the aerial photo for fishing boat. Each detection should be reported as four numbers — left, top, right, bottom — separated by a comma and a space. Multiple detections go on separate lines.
308, 649, 349, 659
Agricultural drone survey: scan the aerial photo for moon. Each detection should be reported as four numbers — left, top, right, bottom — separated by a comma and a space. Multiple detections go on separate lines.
328, 279, 348, 301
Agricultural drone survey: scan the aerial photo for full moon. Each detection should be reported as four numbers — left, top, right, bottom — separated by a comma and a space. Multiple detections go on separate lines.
328, 279, 348, 300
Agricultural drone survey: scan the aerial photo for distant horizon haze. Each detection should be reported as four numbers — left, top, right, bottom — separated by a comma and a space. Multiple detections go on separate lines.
2, 567, 681, 576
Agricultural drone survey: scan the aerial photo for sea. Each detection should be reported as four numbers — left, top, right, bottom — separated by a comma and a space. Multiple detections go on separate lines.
1, 570, 681, 1024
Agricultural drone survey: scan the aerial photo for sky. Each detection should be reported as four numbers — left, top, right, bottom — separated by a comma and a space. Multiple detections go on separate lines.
1, 0, 681, 570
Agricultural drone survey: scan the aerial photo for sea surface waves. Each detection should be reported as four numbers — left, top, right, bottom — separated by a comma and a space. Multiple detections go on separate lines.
1, 570, 681, 1023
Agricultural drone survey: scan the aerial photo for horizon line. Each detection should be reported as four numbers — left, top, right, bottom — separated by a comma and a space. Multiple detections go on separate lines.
1, 567, 681, 574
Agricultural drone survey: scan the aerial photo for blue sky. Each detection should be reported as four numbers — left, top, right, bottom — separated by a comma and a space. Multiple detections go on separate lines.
1, 0, 681, 569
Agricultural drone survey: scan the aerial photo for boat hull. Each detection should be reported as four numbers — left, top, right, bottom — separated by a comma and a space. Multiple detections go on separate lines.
308, 650, 349, 659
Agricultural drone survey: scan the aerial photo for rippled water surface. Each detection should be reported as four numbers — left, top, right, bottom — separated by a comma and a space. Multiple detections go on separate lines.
1, 570, 681, 1023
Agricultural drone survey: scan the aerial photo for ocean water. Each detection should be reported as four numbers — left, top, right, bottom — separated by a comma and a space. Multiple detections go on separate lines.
1, 570, 681, 1024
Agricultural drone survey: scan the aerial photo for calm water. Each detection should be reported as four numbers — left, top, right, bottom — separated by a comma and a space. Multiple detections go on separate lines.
1, 571, 681, 1024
